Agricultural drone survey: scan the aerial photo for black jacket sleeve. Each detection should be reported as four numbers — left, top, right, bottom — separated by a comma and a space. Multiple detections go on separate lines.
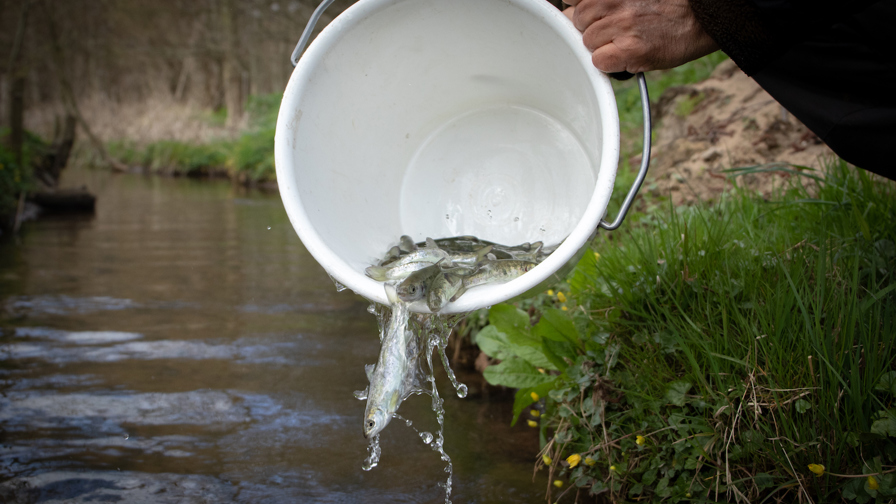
688, 0, 881, 75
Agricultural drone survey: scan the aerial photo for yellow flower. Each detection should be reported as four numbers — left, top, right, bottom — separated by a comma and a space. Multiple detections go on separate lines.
561, 305, 568, 311
808, 464, 825, 477
868, 476, 879, 490
531, 392, 539, 401
542, 454, 552, 465
584, 457, 596, 467
594, 252, 600, 261
610, 465, 617, 472
557, 292, 567, 303
530, 409, 541, 417
547, 289, 554, 296
527, 420, 538, 428
553, 480, 564, 488
636, 435, 646, 445
566, 454, 582, 468
537, 368, 545, 374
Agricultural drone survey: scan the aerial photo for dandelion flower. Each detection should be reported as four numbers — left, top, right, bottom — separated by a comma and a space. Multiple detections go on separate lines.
561, 305, 568, 311
808, 464, 825, 477
636, 435, 646, 445
594, 252, 600, 261
584, 457, 596, 467
566, 454, 582, 468
557, 292, 567, 303
542, 454, 552, 465
868, 476, 879, 490
527, 420, 538, 428
553, 480, 563, 488
530, 409, 541, 417
531, 392, 539, 401
610, 465, 617, 472
547, 289, 554, 296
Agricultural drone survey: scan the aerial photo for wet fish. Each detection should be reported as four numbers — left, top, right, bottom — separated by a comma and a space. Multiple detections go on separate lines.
396, 261, 443, 302
365, 260, 434, 282
363, 284, 413, 439
426, 272, 465, 313
462, 259, 538, 289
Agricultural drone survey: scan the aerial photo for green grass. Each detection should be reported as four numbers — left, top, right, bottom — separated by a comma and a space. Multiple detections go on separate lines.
478, 160, 896, 503
105, 93, 282, 181
0, 128, 44, 220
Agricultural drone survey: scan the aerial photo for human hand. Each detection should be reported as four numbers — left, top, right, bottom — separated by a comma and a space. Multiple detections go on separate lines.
561, 0, 719, 74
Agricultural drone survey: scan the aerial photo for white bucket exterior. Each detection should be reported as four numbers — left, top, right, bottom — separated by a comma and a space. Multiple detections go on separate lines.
275, 0, 620, 313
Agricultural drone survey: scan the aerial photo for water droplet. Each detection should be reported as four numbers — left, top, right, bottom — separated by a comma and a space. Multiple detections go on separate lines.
455, 384, 468, 398
405, 419, 412, 426
123, 434, 129, 440
267, 226, 271, 230
420, 432, 433, 444
353, 389, 368, 400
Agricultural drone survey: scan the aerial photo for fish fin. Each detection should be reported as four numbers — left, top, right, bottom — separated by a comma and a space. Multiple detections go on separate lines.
399, 235, 416, 253
384, 283, 400, 304
425, 237, 438, 249
450, 285, 466, 302
365, 266, 388, 281
365, 364, 375, 381
486, 253, 497, 261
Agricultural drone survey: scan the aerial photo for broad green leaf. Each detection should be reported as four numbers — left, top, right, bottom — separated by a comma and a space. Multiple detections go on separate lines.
534, 308, 580, 344
483, 357, 556, 389
543, 337, 577, 362
794, 399, 811, 414
871, 410, 896, 438
474, 325, 510, 359
488, 304, 529, 336
540, 338, 571, 371
875, 371, 896, 396
666, 381, 692, 406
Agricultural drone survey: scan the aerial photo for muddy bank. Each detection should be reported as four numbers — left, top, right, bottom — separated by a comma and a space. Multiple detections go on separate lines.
643, 59, 836, 205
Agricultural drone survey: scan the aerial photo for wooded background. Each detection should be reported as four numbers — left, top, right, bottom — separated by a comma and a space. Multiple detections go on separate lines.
1, 0, 356, 141
2, 0, 566, 144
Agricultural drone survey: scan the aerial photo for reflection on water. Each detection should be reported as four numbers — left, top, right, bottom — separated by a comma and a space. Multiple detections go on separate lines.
0, 169, 544, 503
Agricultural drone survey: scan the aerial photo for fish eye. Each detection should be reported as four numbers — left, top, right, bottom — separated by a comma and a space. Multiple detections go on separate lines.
410, 286, 417, 293
366, 419, 376, 430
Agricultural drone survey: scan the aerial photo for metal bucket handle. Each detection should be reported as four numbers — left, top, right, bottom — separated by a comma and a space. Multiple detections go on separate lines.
289, 0, 651, 232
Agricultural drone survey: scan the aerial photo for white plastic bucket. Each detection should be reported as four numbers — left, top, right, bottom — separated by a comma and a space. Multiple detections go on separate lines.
275, 0, 649, 314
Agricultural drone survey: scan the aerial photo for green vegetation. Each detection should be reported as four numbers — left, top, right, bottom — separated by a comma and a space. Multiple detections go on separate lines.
478, 160, 896, 503
0, 128, 43, 219
105, 93, 281, 182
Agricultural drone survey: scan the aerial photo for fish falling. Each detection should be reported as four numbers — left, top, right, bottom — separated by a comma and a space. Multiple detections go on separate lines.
356, 235, 554, 503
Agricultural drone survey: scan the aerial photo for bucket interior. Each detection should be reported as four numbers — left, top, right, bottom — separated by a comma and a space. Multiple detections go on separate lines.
276, 0, 618, 307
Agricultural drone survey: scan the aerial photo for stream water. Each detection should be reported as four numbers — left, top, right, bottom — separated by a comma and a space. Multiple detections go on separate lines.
0, 168, 545, 503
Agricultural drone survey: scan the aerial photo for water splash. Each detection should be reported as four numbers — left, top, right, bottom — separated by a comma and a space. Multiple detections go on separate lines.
328, 275, 348, 292
360, 302, 467, 504
362, 433, 381, 471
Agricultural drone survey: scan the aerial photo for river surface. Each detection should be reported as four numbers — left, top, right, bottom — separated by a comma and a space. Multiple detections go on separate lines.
0, 168, 545, 503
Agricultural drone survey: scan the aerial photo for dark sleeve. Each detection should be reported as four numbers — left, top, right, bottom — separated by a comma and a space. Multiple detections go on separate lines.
687, 0, 881, 75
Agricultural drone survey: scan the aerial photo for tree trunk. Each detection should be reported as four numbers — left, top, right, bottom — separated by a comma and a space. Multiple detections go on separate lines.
6, 0, 31, 171
219, 0, 242, 128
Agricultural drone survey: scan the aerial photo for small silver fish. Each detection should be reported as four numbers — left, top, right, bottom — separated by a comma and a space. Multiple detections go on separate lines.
365, 260, 434, 282
426, 272, 465, 313
396, 261, 443, 302
462, 259, 538, 289
364, 285, 413, 439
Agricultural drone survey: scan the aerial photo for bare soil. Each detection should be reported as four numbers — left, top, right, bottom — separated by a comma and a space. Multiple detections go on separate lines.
641, 59, 836, 205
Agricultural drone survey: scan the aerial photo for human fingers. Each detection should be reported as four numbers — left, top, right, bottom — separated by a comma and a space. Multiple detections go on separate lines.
590, 44, 629, 74
570, 0, 623, 33
562, 6, 574, 21
561, 0, 581, 6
